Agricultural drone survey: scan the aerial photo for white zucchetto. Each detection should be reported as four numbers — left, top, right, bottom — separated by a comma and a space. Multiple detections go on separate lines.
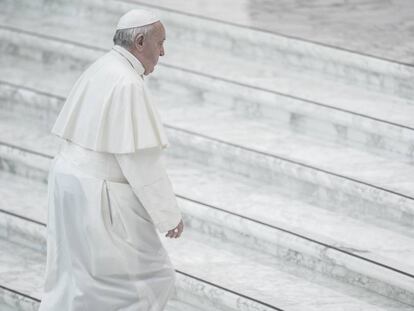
116, 9, 160, 30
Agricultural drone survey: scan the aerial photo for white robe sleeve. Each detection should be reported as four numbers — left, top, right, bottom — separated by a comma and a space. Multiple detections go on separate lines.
114, 147, 182, 233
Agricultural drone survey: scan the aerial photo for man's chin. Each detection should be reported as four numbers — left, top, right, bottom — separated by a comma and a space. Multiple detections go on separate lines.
144, 67, 155, 76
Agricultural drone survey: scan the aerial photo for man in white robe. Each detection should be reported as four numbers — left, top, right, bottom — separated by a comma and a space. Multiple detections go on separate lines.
38, 9, 184, 311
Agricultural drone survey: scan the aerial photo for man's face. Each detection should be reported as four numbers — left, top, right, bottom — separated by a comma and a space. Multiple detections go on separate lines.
137, 22, 166, 75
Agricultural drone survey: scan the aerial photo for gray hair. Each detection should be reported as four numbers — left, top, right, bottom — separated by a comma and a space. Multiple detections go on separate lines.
112, 24, 155, 49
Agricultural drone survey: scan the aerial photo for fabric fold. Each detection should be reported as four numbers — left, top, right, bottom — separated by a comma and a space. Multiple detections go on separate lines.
114, 147, 182, 233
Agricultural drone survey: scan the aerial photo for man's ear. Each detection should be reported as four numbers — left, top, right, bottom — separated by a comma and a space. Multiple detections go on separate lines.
134, 33, 145, 51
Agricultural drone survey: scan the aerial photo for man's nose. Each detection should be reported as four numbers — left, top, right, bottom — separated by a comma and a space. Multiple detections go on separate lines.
160, 47, 165, 57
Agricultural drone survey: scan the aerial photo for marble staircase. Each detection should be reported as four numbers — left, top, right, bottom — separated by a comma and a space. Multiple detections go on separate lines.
0, 0, 414, 310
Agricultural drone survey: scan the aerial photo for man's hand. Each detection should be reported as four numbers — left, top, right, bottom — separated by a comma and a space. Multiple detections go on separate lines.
165, 219, 183, 238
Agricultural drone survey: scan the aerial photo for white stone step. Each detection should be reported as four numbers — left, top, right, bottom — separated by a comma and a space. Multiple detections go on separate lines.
3, 0, 413, 100
1, 114, 414, 305
0, 302, 17, 311
0, 14, 414, 159
1, 209, 414, 311
0, 238, 216, 311
0, 45, 413, 229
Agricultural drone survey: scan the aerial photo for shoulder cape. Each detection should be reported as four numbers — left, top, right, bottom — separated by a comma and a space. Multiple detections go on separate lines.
51, 77, 169, 154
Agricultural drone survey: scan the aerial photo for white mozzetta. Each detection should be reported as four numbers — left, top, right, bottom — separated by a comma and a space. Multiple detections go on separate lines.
51, 45, 170, 153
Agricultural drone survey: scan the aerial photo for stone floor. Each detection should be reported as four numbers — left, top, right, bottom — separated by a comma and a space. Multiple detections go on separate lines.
136, 0, 414, 64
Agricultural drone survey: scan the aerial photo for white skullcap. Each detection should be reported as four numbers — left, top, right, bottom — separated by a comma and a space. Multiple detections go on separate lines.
116, 9, 160, 30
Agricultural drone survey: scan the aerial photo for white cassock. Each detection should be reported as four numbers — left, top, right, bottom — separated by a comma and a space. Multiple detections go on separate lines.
38, 45, 183, 311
